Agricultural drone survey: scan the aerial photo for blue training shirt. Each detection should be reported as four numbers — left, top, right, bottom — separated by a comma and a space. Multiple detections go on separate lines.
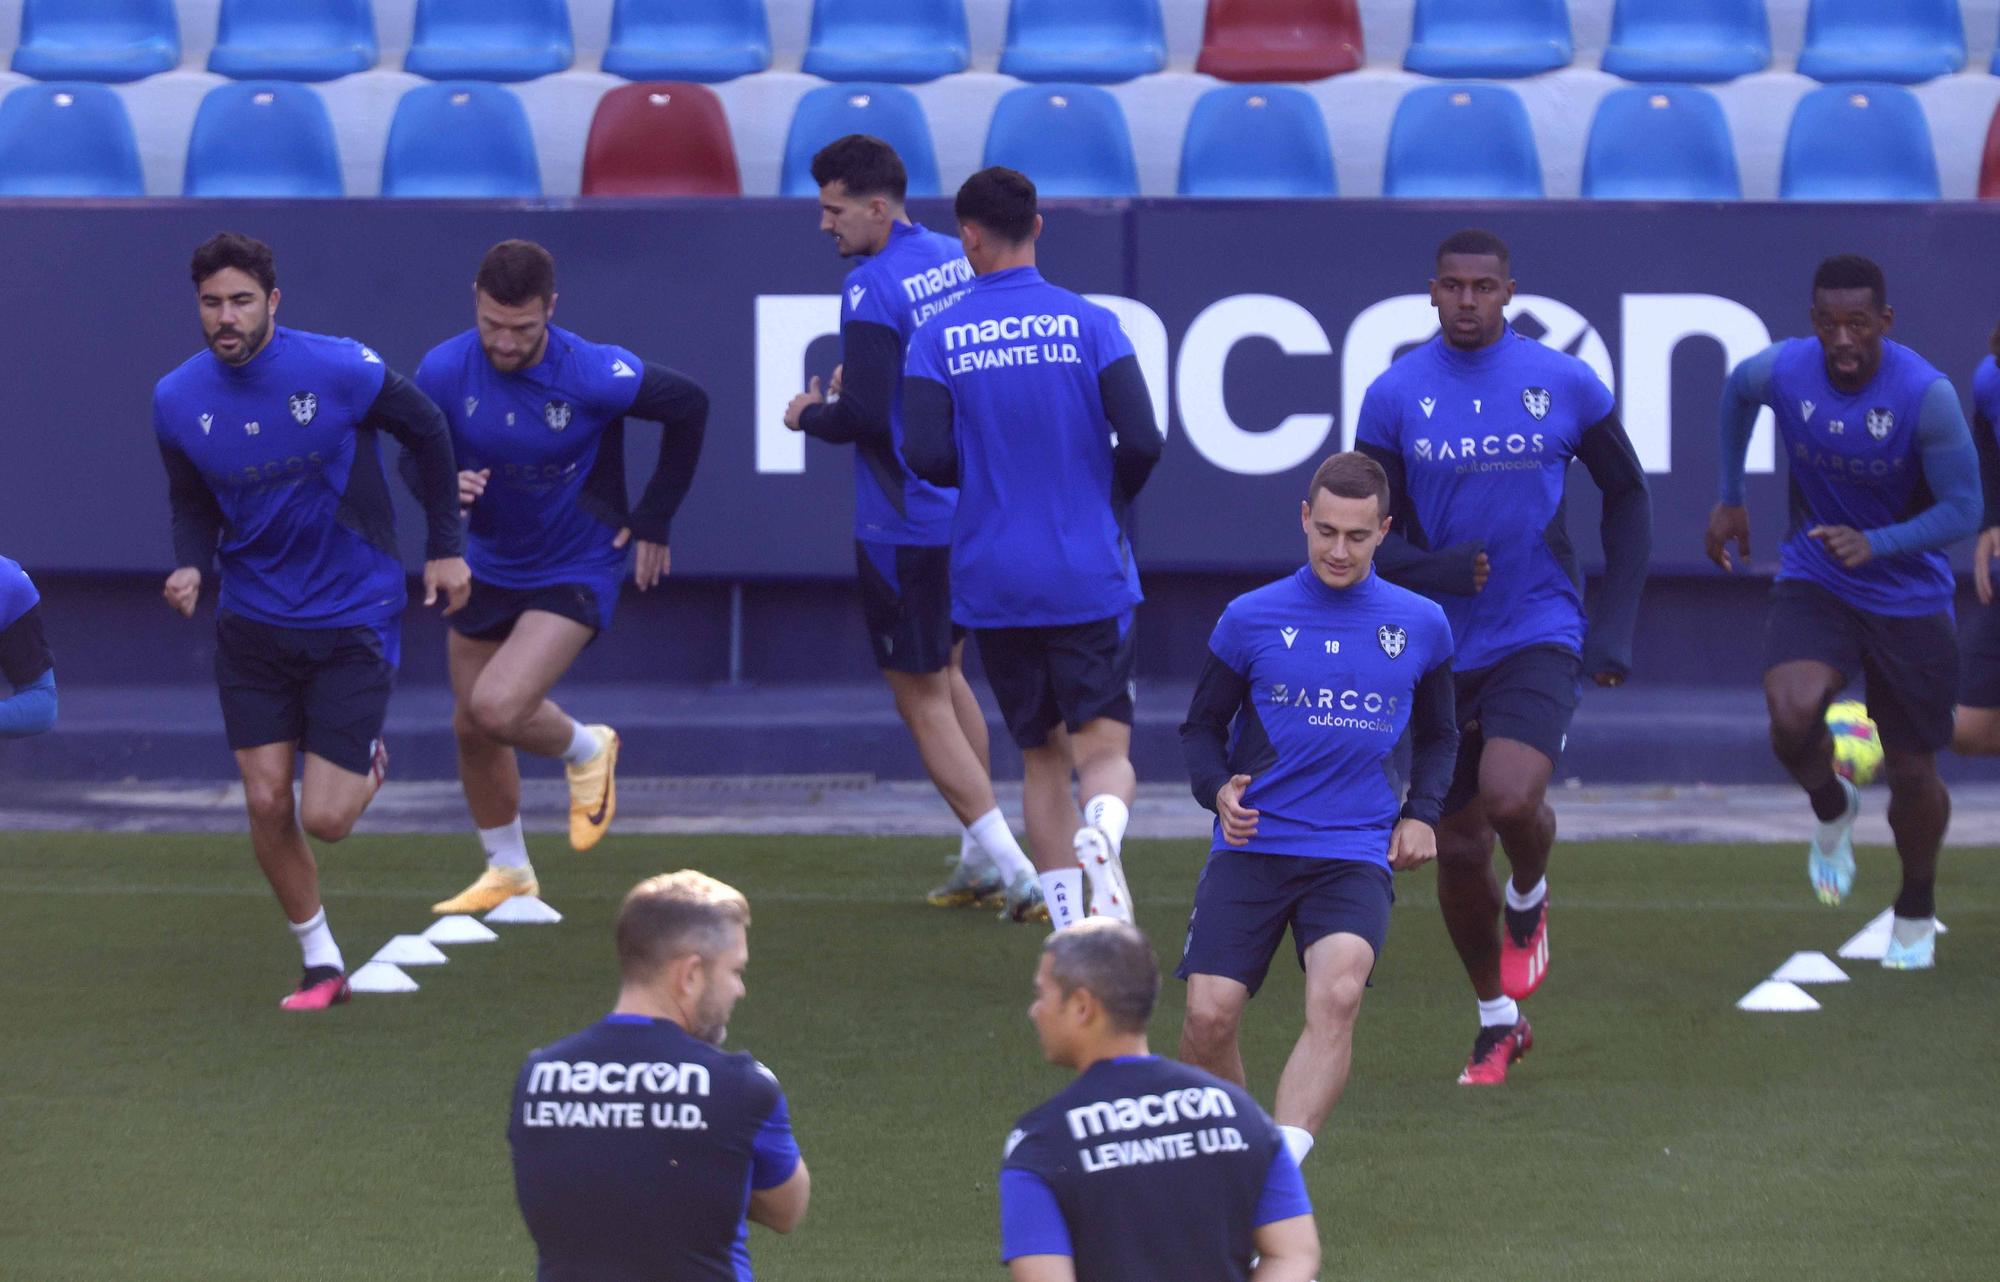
999, 1055, 1309, 1282
904, 266, 1144, 629
1354, 329, 1621, 672
1718, 337, 1979, 617
153, 327, 416, 629
510, 1014, 800, 1282
0, 556, 35, 635
1969, 355, 2000, 531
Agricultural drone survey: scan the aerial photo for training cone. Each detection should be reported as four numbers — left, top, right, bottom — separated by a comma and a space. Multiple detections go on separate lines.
486, 896, 563, 924
424, 914, 499, 944
1838, 909, 1949, 961
372, 934, 450, 966
349, 961, 420, 993
1771, 951, 1848, 984
1737, 980, 1820, 1012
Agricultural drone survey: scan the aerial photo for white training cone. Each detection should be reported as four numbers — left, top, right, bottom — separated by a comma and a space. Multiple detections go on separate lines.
372, 934, 450, 966
349, 961, 420, 993
486, 896, 563, 925
1838, 910, 1948, 960
1771, 951, 1848, 984
1737, 980, 1820, 1012
424, 914, 499, 944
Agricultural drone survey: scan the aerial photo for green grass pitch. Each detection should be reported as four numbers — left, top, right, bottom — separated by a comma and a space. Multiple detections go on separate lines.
1, 831, 1994, 1280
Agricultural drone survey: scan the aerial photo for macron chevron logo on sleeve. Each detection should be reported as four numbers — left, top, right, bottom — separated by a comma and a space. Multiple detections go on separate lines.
610, 358, 636, 378
849, 285, 867, 309
1003, 1128, 1027, 1159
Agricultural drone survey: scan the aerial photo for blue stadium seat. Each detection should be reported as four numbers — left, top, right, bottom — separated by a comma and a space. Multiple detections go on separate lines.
404, 0, 574, 83
0, 83, 143, 196
1797, 0, 1965, 85
983, 83, 1137, 198
801, 0, 968, 84
602, 0, 771, 83
1383, 83, 1542, 198
779, 84, 939, 197
209, 0, 379, 83
11, 0, 179, 84
184, 82, 343, 197
1781, 83, 1939, 200
998, 0, 1166, 85
382, 82, 542, 197
1403, 0, 1571, 79
1177, 85, 1334, 197
1601, 0, 1770, 83
1583, 86, 1740, 200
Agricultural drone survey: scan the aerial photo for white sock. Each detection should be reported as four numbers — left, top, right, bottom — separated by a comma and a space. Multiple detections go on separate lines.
970, 808, 1033, 881
1278, 1125, 1315, 1166
1478, 995, 1520, 1028
288, 907, 344, 973
956, 828, 985, 873
1505, 876, 1547, 912
560, 721, 602, 766
1814, 779, 1859, 844
1082, 794, 1131, 853
1039, 869, 1084, 928
479, 817, 530, 871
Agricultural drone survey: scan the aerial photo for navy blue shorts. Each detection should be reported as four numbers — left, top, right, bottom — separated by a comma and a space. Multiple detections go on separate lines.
1958, 596, 2000, 709
975, 613, 1136, 750
1174, 851, 1393, 997
856, 540, 962, 674
1764, 578, 1958, 752
214, 611, 397, 775
449, 577, 608, 642
1444, 644, 1581, 814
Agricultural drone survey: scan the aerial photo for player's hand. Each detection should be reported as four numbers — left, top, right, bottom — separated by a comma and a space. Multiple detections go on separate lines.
784, 377, 825, 432
1386, 818, 1437, 870
1705, 503, 1751, 572
457, 468, 489, 511
163, 566, 201, 618
1808, 524, 1872, 569
1592, 670, 1625, 688
828, 364, 844, 400
614, 528, 671, 591
1975, 526, 2000, 605
1216, 774, 1258, 846
1471, 551, 1491, 593
423, 556, 472, 615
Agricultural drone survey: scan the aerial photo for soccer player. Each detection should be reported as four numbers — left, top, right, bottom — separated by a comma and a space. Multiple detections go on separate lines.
1354, 228, 1651, 1084
782, 135, 1041, 921
510, 870, 809, 1280
1707, 254, 1979, 970
999, 919, 1318, 1282
1177, 452, 1456, 1167
417, 241, 709, 915
154, 232, 468, 1010
904, 167, 1164, 930
0, 555, 56, 737
1951, 323, 2000, 758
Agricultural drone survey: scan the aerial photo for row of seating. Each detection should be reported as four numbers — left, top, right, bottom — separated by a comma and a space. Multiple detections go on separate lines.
0, 76, 1977, 201
10, 0, 1998, 87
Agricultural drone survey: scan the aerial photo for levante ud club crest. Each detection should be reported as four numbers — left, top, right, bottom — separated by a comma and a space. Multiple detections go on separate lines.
288, 391, 317, 425
1522, 387, 1551, 421
1867, 407, 1894, 440
1378, 625, 1407, 658
544, 400, 573, 431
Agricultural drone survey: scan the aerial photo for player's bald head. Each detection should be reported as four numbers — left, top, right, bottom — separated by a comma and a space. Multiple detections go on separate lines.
1042, 919, 1158, 1034
616, 870, 751, 980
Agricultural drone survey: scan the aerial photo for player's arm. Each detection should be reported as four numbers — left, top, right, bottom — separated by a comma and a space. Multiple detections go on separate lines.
1180, 650, 1249, 812
744, 1078, 809, 1234
1575, 412, 1652, 685
1707, 343, 1780, 571
1848, 379, 1982, 562
1100, 355, 1163, 501
1971, 409, 2000, 603
623, 362, 710, 548
999, 1167, 1074, 1282
902, 374, 958, 488
0, 604, 56, 738
1401, 657, 1459, 828
747, 1157, 810, 1235
1248, 1141, 1319, 1281
1350, 396, 1487, 594
796, 321, 898, 446
364, 370, 464, 563
157, 438, 221, 575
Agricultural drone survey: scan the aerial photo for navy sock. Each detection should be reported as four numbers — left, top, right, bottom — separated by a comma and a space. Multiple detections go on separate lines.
1808, 777, 1850, 823
1894, 879, 1935, 920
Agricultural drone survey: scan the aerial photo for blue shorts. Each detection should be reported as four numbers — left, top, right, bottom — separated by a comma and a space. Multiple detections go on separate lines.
1958, 596, 2000, 709
449, 577, 611, 642
1175, 851, 1393, 997
1765, 579, 1957, 752
214, 611, 397, 775
856, 540, 962, 675
1445, 643, 1581, 814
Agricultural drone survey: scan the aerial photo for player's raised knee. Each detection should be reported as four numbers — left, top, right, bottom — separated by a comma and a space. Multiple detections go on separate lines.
1178, 996, 1244, 1061
242, 778, 297, 828
466, 685, 534, 743
299, 801, 358, 843
1480, 783, 1544, 832
1305, 969, 1367, 1028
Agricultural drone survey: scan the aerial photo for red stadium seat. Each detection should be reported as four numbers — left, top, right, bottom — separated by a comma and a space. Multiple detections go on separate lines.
581, 81, 740, 196
1196, 0, 1364, 83
1981, 102, 2000, 199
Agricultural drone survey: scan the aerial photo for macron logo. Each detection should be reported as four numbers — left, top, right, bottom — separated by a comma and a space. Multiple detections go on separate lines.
198, 413, 213, 436
1280, 626, 1298, 649
1801, 400, 1816, 421
848, 285, 867, 309
610, 359, 635, 379
360, 345, 382, 365
1419, 396, 1436, 419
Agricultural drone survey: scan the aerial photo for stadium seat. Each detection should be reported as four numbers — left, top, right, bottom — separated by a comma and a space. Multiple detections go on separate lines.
1177, 85, 1335, 196
1382, 83, 1542, 198
602, 0, 771, 83
779, 83, 939, 197
208, 0, 379, 83
800, 0, 968, 84
1780, 84, 1939, 201
184, 82, 343, 197
582, 82, 740, 196
998, 0, 1166, 85
1601, 0, 1770, 83
382, 83, 542, 197
11, 0, 179, 84
0, 83, 143, 196
1796, 0, 1965, 85
983, 83, 1137, 198
1194, 0, 1364, 83
1582, 86, 1740, 200
404, 0, 575, 83
1979, 102, 2000, 198
1402, 0, 1572, 79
